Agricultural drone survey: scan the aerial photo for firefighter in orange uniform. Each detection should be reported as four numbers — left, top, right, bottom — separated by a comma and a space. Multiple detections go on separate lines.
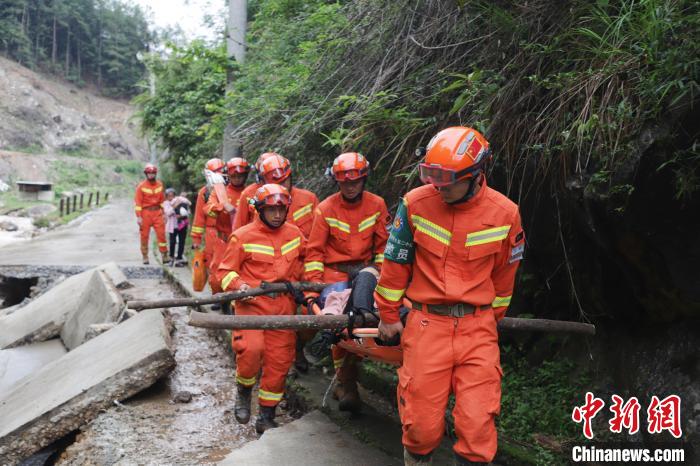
375, 127, 525, 465
303, 152, 389, 412
205, 157, 250, 293
190, 159, 227, 279
231, 152, 278, 231
233, 153, 319, 238
134, 163, 168, 264
216, 184, 306, 434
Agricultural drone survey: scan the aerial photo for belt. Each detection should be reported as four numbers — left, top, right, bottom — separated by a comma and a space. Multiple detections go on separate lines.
328, 261, 369, 275
143, 205, 161, 211
411, 301, 491, 318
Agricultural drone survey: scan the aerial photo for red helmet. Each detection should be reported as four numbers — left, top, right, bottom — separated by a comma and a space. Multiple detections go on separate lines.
205, 158, 226, 173
259, 154, 291, 183
331, 152, 369, 181
253, 183, 292, 209
144, 163, 158, 174
255, 152, 278, 171
419, 127, 491, 187
227, 157, 250, 174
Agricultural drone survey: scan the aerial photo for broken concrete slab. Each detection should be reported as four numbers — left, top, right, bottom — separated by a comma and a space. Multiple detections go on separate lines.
0, 268, 95, 349
0, 309, 174, 464
0, 339, 67, 396
84, 322, 117, 341
97, 261, 131, 290
218, 410, 401, 466
60, 269, 124, 350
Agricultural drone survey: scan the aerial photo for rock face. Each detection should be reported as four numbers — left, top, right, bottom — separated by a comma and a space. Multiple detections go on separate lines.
0, 309, 174, 464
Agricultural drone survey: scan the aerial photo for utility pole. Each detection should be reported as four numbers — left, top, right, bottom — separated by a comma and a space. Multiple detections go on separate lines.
149, 71, 158, 164
223, 0, 247, 159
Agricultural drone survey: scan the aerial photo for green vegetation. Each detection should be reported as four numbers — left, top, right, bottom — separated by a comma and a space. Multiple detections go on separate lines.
0, 0, 151, 95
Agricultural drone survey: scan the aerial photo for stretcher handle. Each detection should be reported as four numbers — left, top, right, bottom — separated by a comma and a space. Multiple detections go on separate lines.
352, 328, 379, 338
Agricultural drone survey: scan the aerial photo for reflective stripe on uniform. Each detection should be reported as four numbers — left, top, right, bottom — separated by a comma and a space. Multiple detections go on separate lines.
236, 373, 256, 387
281, 237, 301, 255
333, 358, 344, 369
258, 389, 284, 402
206, 210, 218, 218
411, 215, 452, 246
221, 271, 240, 291
243, 243, 275, 255
465, 225, 511, 246
141, 187, 153, 194
374, 253, 384, 263
191, 225, 205, 234
158, 242, 168, 247
304, 261, 324, 272
492, 295, 512, 308
325, 217, 350, 233
358, 212, 380, 232
154, 186, 163, 194
292, 203, 313, 221
375, 284, 405, 302
135, 206, 142, 211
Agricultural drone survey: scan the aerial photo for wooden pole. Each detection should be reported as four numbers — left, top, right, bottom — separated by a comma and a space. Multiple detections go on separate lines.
87, 192, 93, 207
105, 192, 109, 202
188, 312, 596, 336
60, 197, 64, 216
96, 191, 100, 206
79, 192, 84, 210
72, 195, 77, 212
126, 281, 329, 310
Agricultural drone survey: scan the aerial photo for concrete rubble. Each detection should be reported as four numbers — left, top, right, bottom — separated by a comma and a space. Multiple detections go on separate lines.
0, 339, 67, 396
0, 309, 174, 464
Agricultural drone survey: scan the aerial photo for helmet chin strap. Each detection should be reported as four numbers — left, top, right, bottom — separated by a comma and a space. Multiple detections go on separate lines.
257, 207, 288, 229
448, 173, 481, 205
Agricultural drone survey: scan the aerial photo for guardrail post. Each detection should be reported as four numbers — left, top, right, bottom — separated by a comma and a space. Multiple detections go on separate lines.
88, 192, 93, 207
73, 195, 77, 213
60, 197, 65, 216
96, 191, 100, 206
80, 193, 84, 210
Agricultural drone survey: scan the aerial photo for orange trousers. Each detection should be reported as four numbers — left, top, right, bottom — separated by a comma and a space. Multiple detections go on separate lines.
398, 308, 502, 462
207, 233, 227, 294
140, 210, 167, 253
232, 297, 296, 407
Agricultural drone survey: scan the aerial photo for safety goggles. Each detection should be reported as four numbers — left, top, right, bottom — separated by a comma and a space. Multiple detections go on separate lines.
260, 193, 291, 207
229, 166, 250, 174
262, 167, 291, 182
334, 168, 368, 181
418, 163, 479, 187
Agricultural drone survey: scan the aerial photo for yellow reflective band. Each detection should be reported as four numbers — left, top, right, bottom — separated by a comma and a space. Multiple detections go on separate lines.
358, 212, 380, 233
258, 389, 284, 401
191, 226, 205, 234
243, 243, 275, 255
492, 295, 512, 308
206, 210, 218, 218
411, 215, 452, 246
134, 206, 142, 211
158, 242, 168, 247
281, 237, 301, 255
304, 261, 324, 272
221, 271, 240, 291
141, 187, 153, 194
374, 253, 384, 263
236, 373, 256, 387
292, 203, 313, 221
325, 217, 350, 233
466, 225, 511, 246
154, 186, 163, 194
375, 284, 405, 302
333, 358, 344, 369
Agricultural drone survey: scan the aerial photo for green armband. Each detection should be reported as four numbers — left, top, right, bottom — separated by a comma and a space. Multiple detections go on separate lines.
384, 199, 415, 264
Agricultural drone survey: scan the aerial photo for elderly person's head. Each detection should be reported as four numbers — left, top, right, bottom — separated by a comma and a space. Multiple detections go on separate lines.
165, 188, 176, 201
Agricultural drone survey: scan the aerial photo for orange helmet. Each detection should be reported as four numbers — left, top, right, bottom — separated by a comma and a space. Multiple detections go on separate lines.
419, 127, 491, 187
258, 154, 291, 183
331, 152, 369, 181
252, 183, 292, 209
254, 152, 279, 183
144, 163, 158, 174
205, 158, 226, 173
227, 157, 250, 174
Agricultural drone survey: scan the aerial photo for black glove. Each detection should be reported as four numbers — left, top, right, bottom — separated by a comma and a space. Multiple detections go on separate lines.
284, 281, 306, 305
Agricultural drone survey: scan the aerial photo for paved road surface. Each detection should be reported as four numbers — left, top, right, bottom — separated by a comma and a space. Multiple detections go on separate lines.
0, 200, 152, 266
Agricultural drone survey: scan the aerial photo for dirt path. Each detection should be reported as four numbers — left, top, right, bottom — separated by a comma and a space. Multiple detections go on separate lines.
0, 200, 149, 266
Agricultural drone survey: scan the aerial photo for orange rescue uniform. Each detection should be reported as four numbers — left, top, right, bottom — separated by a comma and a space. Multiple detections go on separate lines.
233, 185, 319, 239
216, 217, 305, 407
190, 186, 219, 270
374, 181, 524, 462
304, 191, 389, 377
134, 179, 167, 254
205, 183, 246, 292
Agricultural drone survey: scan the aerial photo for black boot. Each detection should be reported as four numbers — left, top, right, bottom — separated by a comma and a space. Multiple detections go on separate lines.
453, 452, 487, 465
294, 338, 309, 373
255, 405, 279, 434
234, 384, 252, 424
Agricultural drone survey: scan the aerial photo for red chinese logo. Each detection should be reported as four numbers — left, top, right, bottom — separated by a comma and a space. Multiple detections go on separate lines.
647, 395, 682, 438
609, 395, 641, 435
572, 392, 606, 439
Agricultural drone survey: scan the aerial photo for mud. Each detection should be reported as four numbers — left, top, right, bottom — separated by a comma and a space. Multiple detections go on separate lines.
57, 278, 294, 465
